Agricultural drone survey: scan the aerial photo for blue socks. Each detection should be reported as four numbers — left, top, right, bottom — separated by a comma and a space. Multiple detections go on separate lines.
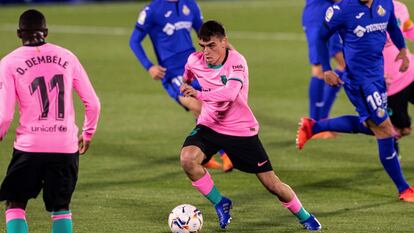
312, 115, 373, 135
309, 77, 325, 121
377, 137, 410, 193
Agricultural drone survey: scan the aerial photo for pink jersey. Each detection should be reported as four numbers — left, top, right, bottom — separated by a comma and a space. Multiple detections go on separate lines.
383, 0, 414, 96
0, 43, 100, 153
184, 49, 259, 136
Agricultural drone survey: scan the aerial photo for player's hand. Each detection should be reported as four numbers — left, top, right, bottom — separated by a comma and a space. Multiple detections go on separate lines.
323, 70, 344, 87
180, 83, 197, 97
78, 135, 91, 155
395, 48, 409, 72
148, 65, 167, 80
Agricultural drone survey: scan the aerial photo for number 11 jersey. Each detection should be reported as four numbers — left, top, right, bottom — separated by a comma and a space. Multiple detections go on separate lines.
0, 43, 100, 153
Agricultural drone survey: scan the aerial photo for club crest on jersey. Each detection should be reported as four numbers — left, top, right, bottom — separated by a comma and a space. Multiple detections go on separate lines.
325, 7, 334, 22
182, 5, 190, 15
377, 107, 386, 118
137, 8, 148, 25
377, 5, 386, 17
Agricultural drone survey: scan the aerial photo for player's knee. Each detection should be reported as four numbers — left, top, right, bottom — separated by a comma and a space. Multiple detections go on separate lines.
180, 149, 198, 170
6, 200, 27, 210
52, 204, 70, 212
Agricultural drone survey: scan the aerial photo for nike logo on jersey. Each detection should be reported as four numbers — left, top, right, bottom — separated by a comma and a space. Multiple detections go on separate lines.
257, 160, 268, 167
386, 151, 397, 160
356, 12, 365, 19
164, 10, 172, 18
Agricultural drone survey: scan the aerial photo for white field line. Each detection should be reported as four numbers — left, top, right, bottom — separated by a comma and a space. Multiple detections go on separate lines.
0, 23, 306, 42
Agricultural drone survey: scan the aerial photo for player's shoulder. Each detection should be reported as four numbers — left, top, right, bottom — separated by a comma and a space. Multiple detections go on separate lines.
393, 0, 408, 12
187, 51, 204, 64
228, 50, 246, 64
47, 43, 77, 59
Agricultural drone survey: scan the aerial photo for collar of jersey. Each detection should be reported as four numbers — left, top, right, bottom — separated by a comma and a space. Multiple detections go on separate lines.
207, 63, 223, 69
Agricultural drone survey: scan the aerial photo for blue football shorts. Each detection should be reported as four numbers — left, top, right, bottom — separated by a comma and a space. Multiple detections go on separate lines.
304, 25, 343, 65
162, 67, 201, 110
344, 78, 389, 126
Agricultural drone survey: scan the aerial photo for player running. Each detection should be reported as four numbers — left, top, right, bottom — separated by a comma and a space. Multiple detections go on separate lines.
180, 20, 321, 231
0, 9, 101, 233
296, 0, 414, 202
129, 0, 232, 171
302, 0, 345, 136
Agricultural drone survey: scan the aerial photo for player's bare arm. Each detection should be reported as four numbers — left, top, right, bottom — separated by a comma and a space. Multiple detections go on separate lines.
180, 83, 197, 98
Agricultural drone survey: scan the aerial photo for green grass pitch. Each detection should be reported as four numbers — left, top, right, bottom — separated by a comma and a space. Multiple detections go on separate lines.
0, 0, 414, 232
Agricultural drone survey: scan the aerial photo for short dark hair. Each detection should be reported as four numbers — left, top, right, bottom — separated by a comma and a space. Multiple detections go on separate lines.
198, 20, 226, 41
19, 9, 46, 31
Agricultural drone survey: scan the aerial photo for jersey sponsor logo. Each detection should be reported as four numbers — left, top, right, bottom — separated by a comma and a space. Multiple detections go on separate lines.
257, 160, 268, 167
162, 21, 192, 36
325, 7, 334, 22
164, 10, 172, 18
377, 5, 386, 17
31, 124, 67, 133
356, 12, 365, 19
353, 22, 387, 37
182, 4, 190, 15
137, 8, 148, 25
232, 64, 244, 72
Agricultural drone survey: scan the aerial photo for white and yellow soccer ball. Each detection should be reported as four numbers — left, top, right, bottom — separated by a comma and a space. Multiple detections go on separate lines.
168, 204, 203, 233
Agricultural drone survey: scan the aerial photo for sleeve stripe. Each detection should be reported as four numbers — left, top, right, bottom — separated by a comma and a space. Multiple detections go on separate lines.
228, 78, 243, 85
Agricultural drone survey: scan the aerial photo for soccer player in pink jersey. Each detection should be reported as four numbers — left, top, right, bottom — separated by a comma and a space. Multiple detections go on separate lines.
0, 9, 100, 233
384, 0, 414, 138
179, 20, 321, 231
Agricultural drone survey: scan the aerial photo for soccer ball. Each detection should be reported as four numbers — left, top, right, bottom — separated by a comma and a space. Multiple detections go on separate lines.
168, 204, 203, 233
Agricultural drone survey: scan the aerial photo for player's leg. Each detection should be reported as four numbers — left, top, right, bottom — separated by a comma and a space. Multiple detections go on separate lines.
365, 118, 413, 201
5, 201, 28, 233
388, 83, 412, 138
296, 115, 373, 149
180, 126, 231, 229
222, 134, 320, 230
256, 172, 321, 230
357, 80, 413, 201
43, 152, 79, 233
0, 149, 47, 233
305, 27, 325, 121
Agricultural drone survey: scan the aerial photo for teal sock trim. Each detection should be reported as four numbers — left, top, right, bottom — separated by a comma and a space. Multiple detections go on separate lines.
52, 219, 73, 233
295, 207, 311, 222
52, 210, 71, 215
205, 186, 223, 205
7, 219, 28, 233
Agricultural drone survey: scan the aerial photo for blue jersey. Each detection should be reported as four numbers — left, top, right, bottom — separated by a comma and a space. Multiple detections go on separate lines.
130, 0, 203, 70
302, 0, 334, 26
318, 0, 406, 85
